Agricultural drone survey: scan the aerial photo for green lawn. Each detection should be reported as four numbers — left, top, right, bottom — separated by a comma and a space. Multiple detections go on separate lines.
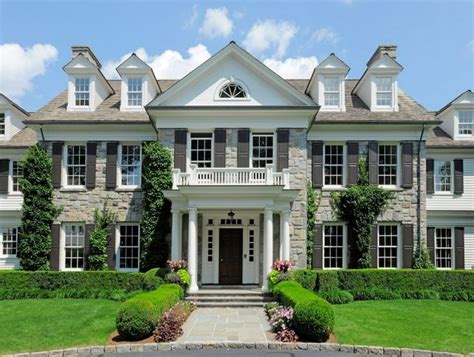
0, 299, 120, 354
333, 300, 474, 354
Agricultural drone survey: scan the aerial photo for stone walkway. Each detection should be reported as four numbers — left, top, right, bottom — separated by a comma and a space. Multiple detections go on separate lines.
177, 307, 272, 343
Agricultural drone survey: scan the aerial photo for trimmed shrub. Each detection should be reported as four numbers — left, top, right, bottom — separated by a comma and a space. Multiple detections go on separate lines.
316, 271, 339, 292
440, 291, 474, 302
116, 284, 183, 340
399, 290, 440, 300
292, 269, 318, 291
318, 290, 354, 304
0, 288, 139, 301
273, 281, 319, 307
351, 288, 402, 301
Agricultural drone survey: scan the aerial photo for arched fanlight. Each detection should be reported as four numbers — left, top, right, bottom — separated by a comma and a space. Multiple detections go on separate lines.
218, 81, 247, 99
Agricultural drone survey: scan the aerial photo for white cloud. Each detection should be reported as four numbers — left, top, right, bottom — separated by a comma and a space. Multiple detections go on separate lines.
0, 43, 58, 99
185, 4, 199, 28
312, 28, 339, 44
199, 7, 233, 38
264, 56, 318, 79
467, 40, 474, 52
243, 19, 298, 58
102, 44, 212, 79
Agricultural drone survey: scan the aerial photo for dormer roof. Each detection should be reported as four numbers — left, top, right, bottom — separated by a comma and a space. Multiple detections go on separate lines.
436, 90, 474, 116
72, 45, 102, 68
305, 53, 350, 94
0, 93, 30, 117
116, 53, 161, 93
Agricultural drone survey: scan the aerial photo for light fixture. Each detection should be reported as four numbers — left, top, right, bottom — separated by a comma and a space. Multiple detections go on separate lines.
227, 210, 235, 219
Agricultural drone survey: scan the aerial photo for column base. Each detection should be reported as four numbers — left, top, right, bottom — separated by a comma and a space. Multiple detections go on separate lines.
188, 284, 199, 293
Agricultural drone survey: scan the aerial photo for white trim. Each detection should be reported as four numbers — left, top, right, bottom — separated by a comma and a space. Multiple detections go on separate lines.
214, 78, 251, 102
376, 222, 401, 269
322, 223, 347, 270
378, 143, 401, 189
187, 132, 214, 171
61, 222, 86, 272
323, 143, 346, 188
250, 132, 276, 169
115, 223, 141, 272
62, 143, 87, 189
0, 225, 20, 259
434, 226, 455, 270
433, 159, 453, 195
117, 143, 142, 189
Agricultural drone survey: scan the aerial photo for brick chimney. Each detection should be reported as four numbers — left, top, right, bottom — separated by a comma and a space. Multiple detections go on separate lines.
367, 45, 397, 67
71, 45, 102, 68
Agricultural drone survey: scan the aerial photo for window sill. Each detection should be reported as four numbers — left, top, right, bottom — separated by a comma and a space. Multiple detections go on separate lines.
379, 186, 403, 192
117, 268, 139, 272
59, 187, 88, 192
0, 255, 18, 259
116, 187, 142, 192
62, 268, 84, 272
322, 186, 346, 191
8, 192, 23, 196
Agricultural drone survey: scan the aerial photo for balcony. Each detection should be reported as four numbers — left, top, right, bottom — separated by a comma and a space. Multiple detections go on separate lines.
172, 164, 290, 189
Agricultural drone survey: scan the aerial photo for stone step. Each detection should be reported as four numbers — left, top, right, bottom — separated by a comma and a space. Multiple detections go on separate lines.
185, 295, 273, 303
192, 301, 269, 308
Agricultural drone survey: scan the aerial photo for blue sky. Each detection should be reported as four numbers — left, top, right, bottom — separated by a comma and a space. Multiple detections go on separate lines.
0, 0, 473, 111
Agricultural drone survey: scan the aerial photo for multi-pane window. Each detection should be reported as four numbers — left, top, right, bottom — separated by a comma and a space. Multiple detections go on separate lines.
1, 227, 19, 256
75, 78, 90, 106
64, 224, 85, 269
434, 160, 451, 192
252, 134, 274, 168
378, 225, 398, 268
324, 77, 340, 107
378, 145, 398, 186
323, 225, 344, 269
324, 145, 344, 186
219, 83, 247, 99
375, 77, 392, 107
127, 78, 143, 107
435, 228, 453, 269
458, 111, 473, 136
66, 145, 86, 186
11, 161, 23, 192
0, 113, 5, 135
120, 145, 141, 186
190, 133, 212, 168
248, 229, 255, 262
207, 230, 213, 262
119, 225, 140, 269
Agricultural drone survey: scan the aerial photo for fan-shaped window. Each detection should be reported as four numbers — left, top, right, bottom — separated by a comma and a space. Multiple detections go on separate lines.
219, 83, 247, 99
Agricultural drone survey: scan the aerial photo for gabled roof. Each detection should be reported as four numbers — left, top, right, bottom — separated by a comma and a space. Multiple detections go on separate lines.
147, 41, 316, 107
305, 53, 350, 94
0, 127, 37, 148
116, 53, 161, 93
436, 90, 473, 116
0, 93, 30, 116
427, 126, 474, 148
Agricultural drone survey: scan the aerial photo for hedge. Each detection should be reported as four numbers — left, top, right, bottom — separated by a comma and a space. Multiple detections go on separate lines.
0, 271, 162, 293
273, 281, 334, 342
116, 284, 183, 340
0, 288, 141, 301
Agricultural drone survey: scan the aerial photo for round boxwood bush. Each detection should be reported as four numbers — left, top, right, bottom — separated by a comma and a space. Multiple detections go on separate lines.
293, 299, 335, 342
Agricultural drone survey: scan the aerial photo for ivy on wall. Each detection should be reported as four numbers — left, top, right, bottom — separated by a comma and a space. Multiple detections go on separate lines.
88, 201, 117, 270
306, 181, 321, 267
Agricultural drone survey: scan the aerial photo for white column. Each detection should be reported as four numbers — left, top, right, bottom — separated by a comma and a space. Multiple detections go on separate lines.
187, 207, 199, 292
262, 207, 273, 292
171, 209, 180, 261
177, 212, 182, 260
282, 210, 290, 261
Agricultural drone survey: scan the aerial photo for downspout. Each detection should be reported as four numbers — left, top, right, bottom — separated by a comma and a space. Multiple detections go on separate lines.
417, 123, 425, 253
39, 125, 46, 148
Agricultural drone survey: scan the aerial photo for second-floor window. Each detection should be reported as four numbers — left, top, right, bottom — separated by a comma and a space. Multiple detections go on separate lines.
128, 78, 143, 107
11, 161, 23, 192
458, 111, 473, 136
66, 145, 86, 186
190, 133, 212, 168
1, 227, 19, 256
323, 77, 340, 107
435, 228, 453, 269
252, 134, 274, 168
375, 77, 392, 107
434, 160, 451, 192
64, 224, 85, 270
378, 225, 398, 268
378, 144, 398, 186
324, 144, 344, 186
75, 78, 90, 107
0, 113, 5, 135
120, 145, 141, 186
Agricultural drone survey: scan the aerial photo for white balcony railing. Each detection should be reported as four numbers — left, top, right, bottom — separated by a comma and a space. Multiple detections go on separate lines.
172, 164, 290, 189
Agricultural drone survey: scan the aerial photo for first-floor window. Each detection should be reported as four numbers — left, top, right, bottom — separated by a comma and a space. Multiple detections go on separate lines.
190, 133, 212, 168
66, 145, 86, 186
1, 227, 20, 256
12, 161, 23, 192
64, 224, 85, 269
435, 228, 453, 269
434, 160, 451, 192
378, 144, 398, 186
324, 144, 344, 186
119, 224, 140, 269
323, 224, 344, 269
120, 144, 141, 186
378, 225, 398, 268
252, 133, 274, 168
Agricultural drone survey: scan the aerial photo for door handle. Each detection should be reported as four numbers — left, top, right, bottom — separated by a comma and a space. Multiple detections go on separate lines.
220, 258, 224, 262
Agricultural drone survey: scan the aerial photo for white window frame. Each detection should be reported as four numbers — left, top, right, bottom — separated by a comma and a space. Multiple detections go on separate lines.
378, 143, 400, 188
62, 223, 86, 271
377, 223, 401, 269
127, 77, 143, 108
0, 226, 20, 258
250, 132, 276, 169
74, 78, 90, 107
434, 160, 453, 194
117, 143, 142, 189
434, 227, 454, 270
63, 143, 87, 188
323, 143, 346, 188
374, 76, 393, 108
116, 223, 140, 272
0, 112, 5, 137
322, 223, 347, 270
322, 76, 341, 108
187, 132, 214, 170
214, 78, 250, 101
8, 159, 23, 195
457, 111, 473, 137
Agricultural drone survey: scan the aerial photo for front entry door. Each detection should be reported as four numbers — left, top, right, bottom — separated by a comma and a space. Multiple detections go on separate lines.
219, 229, 243, 285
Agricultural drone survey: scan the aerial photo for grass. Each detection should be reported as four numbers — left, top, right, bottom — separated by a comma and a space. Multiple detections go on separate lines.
0, 299, 120, 354
333, 300, 474, 354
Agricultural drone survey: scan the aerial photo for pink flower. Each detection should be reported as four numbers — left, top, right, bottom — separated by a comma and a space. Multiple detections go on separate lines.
272, 260, 292, 273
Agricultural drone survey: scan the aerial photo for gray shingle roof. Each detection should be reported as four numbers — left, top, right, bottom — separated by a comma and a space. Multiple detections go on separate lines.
427, 127, 474, 148
0, 127, 37, 148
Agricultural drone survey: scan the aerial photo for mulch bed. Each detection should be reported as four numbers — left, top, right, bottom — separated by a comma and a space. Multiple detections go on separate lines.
108, 330, 155, 345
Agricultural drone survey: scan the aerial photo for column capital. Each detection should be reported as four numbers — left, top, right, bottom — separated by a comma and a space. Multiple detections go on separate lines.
264, 206, 273, 213
171, 209, 181, 215
188, 207, 198, 214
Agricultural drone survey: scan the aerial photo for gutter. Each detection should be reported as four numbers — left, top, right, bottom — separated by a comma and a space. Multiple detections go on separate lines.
416, 123, 425, 255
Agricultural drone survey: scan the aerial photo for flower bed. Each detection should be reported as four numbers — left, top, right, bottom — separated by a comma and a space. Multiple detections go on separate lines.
153, 301, 196, 342
265, 302, 298, 343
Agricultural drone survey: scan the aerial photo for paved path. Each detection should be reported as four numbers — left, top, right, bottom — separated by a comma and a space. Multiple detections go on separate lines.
177, 307, 272, 343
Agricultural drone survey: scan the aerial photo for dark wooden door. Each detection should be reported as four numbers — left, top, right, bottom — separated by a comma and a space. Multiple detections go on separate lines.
219, 229, 243, 285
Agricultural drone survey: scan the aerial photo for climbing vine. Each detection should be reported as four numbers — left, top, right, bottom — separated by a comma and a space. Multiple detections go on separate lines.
88, 201, 117, 270
331, 158, 393, 268
306, 181, 321, 267
412, 244, 434, 269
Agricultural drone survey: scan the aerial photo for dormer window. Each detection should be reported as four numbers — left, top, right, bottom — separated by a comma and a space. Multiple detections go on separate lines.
127, 78, 143, 107
375, 76, 392, 107
75, 78, 90, 107
0, 113, 4, 136
323, 77, 340, 107
219, 83, 247, 99
458, 111, 473, 136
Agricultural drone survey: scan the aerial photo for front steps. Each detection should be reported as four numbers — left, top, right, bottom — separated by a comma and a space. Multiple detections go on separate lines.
185, 286, 273, 308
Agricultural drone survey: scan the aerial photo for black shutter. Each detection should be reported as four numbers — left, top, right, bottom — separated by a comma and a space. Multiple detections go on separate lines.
312, 141, 323, 188
370, 224, 378, 268
368, 141, 378, 185
426, 159, 434, 194
106, 142, 118, 189
276, 129, 289, 171
347, 142, 359, 186
401, 142, 413, 188
312, 224, 323, 269
214, 129, 226, 168
50, 224, 61, 271
107, 225, 116, 270
402, 224, 414, 268
453, 159, 464, 194
454, 227, 465, 270
52, 142, 64, 189
84, 223, 95, 267
237, 129, 250, 167
174, 130, 187, 171
427, 227, 435, 264
86, 142, 97, 189
0, 159, 9, 194
347, 225, 358, 268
